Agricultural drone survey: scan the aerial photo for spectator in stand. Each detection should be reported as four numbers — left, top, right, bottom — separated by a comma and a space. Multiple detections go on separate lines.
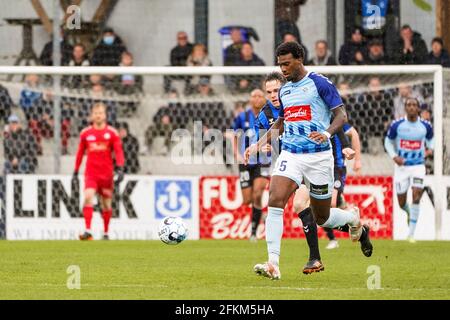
0, 84, 14, 123
307, 40, 337, 65
19, 74, 43, 122
338, 27, 367, 65
195, 78, 216, 97
117, 122, 140, 174
3, 114, 38, 174
63, 43, 90, 89
275, 0, 307, 47
145, 109, 174, 155
232, 42, 265, 93
91, 27, 127, 66
39, 28, 73, 66
282, 32, 308, 62
114, 51, 143, 95
164, 31, 194, 94
365, 39, 389, 65
337, 82, 352, 100
224, 28, 245, 66
186, 43, 213, 94
426, 37, 450, 67
393, 83, 424, 119
393, 25, 428, 65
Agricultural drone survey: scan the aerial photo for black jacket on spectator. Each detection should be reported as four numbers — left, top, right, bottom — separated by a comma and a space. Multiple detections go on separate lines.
393, 32, 428, 65
91, 36, 127, 66
426, 49, 450, 67
122, 133, 140, 174
39, 39, 73, 66
170, 43, 194, 66
338, 41, 367, 65
4, 128, 38, 170
365, 54, 389, 65
0, 85, 14, 122
224, 43, 244, 66
236, 54, 265, 67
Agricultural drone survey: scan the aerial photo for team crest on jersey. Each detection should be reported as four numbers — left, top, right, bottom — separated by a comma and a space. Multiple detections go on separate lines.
86, 135, 96, 141
268, 118, 275, 125
284, 105, 312, 122
104, 132, 111, 140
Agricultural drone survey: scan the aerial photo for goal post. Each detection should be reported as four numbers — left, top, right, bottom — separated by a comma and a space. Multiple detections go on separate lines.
0, 65, 446, 240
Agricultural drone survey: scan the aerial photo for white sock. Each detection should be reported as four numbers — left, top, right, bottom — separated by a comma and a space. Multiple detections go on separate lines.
408, 204, 420, 238
321, 208, 355, 228
266, 207, 284, 266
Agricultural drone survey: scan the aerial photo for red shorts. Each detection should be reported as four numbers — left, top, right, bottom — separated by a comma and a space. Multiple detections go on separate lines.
84, 175, 114, 198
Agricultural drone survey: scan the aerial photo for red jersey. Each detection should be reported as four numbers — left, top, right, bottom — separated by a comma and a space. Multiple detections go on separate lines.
75, 125, 125, 178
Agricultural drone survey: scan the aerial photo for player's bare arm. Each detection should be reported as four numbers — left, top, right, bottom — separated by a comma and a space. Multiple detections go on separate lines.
309, 106, 348, 143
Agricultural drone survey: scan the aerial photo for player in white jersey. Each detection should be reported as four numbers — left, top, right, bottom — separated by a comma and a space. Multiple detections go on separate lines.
245, 42, 372, 280
384, 97, 434, 243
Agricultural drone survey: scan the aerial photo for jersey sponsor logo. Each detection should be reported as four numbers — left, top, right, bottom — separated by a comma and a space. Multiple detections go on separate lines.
400, 139, 422, 150
88, 142, 108, 151
412, 177, 424, 185
86, 135, 96, 141
284, 105, 312, 122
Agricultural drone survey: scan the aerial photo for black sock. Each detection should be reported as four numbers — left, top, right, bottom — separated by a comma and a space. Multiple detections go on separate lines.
299, 207, 320, 261
251, 207, 262, 236
335, 225, 349, 233
324, 227, 336, 240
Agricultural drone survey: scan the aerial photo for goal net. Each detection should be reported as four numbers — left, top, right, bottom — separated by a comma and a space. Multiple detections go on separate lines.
0, 65, 447, 240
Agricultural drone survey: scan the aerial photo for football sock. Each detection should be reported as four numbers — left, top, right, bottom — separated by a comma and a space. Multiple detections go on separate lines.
266, 207, 284, 266
335, 224, 349, 233
298, 207, 320, 261
320, 208, 355, 228
402, 204, 410, 217
251, 207, 263, 236
408, 204, 420, 238
83, 206, 93, 233
324, 227, 336, 241
102, 209, 112, 234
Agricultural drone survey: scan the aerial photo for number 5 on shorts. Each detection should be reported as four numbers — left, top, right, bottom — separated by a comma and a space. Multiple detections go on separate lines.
279, 160, 287, 172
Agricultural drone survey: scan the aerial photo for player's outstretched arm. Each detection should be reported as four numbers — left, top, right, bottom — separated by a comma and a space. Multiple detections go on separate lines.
244, 117, 284, 165
346, 127, 362, 174
113, 131, 126, 183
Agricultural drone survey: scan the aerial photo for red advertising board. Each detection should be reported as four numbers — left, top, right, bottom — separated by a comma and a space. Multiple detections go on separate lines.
199, 176, 393, 239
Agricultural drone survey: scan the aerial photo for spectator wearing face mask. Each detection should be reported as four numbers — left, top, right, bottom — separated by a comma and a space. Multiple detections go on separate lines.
91, 27, 127, 66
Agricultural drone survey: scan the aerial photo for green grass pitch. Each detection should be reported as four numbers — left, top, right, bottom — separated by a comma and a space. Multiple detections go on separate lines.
0, 239, 449, 300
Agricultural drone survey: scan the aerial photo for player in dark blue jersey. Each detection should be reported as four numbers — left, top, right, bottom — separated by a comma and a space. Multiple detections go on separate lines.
232, 89, 270, 241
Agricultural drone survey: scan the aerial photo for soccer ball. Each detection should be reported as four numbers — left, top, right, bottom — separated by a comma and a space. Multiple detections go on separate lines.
158, 217, 188, 245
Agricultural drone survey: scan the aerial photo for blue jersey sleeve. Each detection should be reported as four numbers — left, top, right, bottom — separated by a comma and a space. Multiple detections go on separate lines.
422, 120, 434, 140
310, 73, 343, 110
386, 120, 401, 139
343, 123, 352, 133
232, 114, 242, 131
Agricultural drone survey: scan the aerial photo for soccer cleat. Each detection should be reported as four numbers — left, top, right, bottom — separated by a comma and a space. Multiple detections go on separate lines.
103, 235, 109, 240
359, 225, 373, 257
348, 206, 362, 242
407, 237, 416, 243
79, 232, 93, 241
326, 240, 339, 250
254, 262, 281, 280
302, 259, 324, 274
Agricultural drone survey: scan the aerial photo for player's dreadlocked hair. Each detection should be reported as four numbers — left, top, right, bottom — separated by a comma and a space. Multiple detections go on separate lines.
276, 41, 305, 61
264, 71, 286, 86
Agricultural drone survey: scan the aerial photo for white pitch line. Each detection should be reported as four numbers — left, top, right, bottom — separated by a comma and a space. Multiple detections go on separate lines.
245, 286, 450, 292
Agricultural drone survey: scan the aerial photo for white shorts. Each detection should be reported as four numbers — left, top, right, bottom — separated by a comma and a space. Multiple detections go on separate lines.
272, 149, 334, 200
394, 164, 426, 194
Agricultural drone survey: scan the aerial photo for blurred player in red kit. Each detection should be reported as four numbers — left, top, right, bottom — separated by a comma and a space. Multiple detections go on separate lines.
73, 102, 125, 240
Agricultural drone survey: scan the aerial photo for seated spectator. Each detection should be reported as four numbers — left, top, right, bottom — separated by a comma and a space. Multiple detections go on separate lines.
282, 32, 309, 62
307, 40, 337, 65
195, 78, 216, 97
393, 25, 428, 65
231, 42, 265, 93
186, 44, 213, 94
0, 84, 14, 123
113, 51, 143, 96
365, 39, 389, 65
39, 28, 73, 66
426, 37, 450, 67
393, 83, 424, 119
19, 74, 43, 122
224, 28, 245, 66
337, 82, 351, 100
63, 43, 90, 89
3, 114, 38, 174
117, 122, 140, 174
338, 27, 367, 65
91, 27, 127, 66
145, 109, 174, 155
